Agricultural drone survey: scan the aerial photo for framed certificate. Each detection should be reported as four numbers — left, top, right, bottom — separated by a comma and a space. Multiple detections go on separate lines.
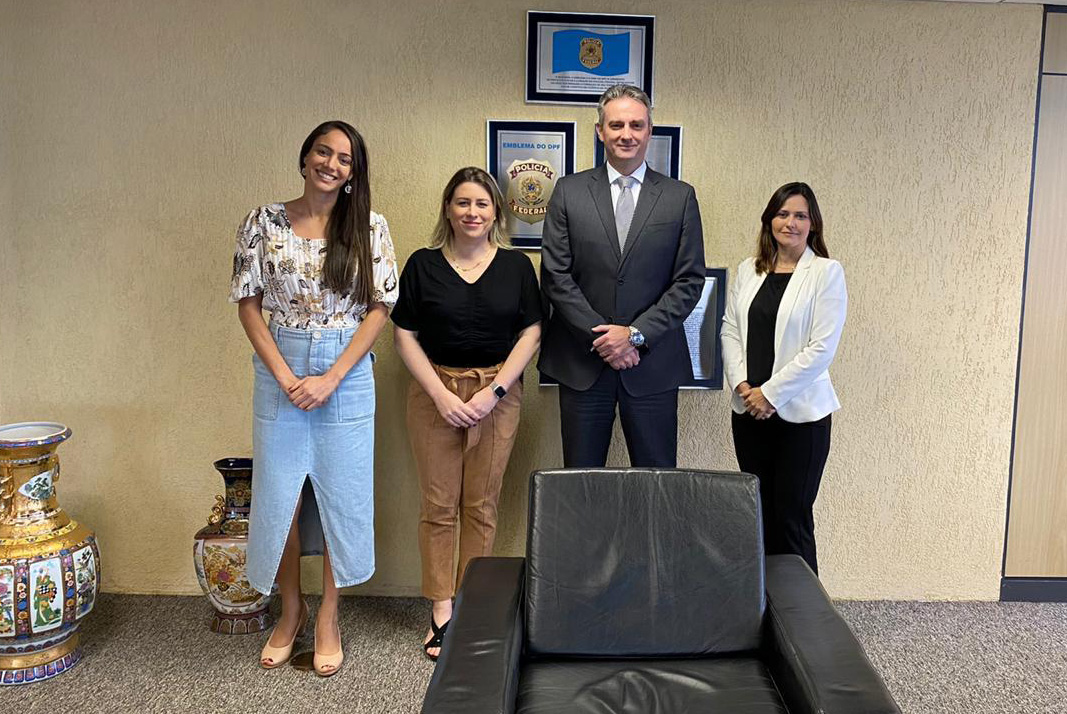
595, 124, 682, 179
526, 11, 655, 105
487, 120, 576, 250
539, 267, 726, 389
681, 268, 727, 390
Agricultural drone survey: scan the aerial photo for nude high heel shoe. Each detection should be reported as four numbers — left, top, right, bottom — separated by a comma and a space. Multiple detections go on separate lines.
313, 623, 344, 677
259, 599, 309, 669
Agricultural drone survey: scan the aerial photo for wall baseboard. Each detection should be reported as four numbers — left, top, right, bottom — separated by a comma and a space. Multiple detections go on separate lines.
1000, 577, 1067, 602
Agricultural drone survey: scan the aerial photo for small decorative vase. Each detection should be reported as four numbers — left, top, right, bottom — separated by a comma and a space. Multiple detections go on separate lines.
192, 457, 271, 634
0, 422, 100, 685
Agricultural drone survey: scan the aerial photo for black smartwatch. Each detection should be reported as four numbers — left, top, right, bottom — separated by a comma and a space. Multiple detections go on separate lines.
490, 382, 507, 399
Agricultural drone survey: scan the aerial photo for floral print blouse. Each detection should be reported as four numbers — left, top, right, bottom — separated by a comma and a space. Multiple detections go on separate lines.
229, 203, 399, 329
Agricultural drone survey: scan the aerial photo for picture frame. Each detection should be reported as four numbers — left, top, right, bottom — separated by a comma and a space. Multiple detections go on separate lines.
539, 267, 726, 390
594, 124, 682, 179
487, 119, 577, 250
681, 267, 727, 390
526, 11, 655, 105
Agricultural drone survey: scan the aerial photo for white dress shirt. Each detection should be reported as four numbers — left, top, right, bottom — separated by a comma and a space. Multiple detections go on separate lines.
606, 161, 647, 213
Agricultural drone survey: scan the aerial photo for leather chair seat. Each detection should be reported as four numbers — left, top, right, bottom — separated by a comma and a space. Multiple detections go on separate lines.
517, 657, 787, 714
421, 470, 900, 714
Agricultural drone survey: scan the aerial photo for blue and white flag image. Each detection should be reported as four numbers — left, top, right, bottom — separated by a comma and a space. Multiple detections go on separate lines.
551, 30, 630, 76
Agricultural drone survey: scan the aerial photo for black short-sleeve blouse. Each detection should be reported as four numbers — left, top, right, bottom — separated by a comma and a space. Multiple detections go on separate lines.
391, 247, 543, 368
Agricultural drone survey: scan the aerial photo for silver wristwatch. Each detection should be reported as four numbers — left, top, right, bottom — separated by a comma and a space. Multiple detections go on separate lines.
628, 326, 645, 348
490, 382, 507, 399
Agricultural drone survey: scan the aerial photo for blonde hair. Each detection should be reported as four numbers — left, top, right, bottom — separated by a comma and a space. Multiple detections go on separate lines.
429, 167, 511, 251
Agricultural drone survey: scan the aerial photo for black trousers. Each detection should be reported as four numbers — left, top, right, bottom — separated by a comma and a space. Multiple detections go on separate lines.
558, 368, 678, 468
731, 411, 832, 575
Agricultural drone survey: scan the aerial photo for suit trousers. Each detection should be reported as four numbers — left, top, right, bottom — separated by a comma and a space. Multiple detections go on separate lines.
731, 411, 831, 574
406, 364, 522, 601
558, 366, 678, 468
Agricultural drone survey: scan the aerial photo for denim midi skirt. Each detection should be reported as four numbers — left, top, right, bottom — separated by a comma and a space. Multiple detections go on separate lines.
246, 323, 376, 594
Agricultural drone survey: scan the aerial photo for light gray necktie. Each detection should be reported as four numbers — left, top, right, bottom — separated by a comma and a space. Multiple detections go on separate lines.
615, 175, 635, 251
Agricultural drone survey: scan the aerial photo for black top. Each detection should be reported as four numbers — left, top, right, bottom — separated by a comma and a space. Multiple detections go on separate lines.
746, 272, 792, 388
391, 247, 543, 368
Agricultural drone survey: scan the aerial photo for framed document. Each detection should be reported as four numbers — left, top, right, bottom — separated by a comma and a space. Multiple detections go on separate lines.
595, 124, 682, 179
681, 268, 727, 390
526, 11, 655, 105
540, 267, 726, 389
487, 120, 576, 250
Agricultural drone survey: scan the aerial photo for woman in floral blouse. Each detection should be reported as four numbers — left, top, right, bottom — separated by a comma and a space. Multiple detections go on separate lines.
229, 120, 398, 677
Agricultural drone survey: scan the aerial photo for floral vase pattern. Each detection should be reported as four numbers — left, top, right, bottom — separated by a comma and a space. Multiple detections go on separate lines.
0, 422, 100, 685
192, 458, 271, 634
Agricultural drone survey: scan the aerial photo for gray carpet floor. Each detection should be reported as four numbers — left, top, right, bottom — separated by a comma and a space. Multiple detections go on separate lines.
5, 595, 1066, 713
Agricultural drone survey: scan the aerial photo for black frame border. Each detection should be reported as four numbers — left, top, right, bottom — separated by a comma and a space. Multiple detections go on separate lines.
486, 119, 577, 250
594, 124, 682, 179
526, 11, 655, 106
539, 267, 725, 390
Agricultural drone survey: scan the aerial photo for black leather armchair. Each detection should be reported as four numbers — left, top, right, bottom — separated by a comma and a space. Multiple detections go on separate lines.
422, 469, 900, 714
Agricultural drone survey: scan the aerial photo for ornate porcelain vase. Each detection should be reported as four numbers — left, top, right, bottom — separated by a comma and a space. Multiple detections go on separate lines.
0, 422, 100, 685
192, 458, 271, 634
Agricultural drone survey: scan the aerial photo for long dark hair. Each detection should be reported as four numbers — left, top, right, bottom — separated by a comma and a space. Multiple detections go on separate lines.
299, 121, 372, 304
755, 182, 828, 275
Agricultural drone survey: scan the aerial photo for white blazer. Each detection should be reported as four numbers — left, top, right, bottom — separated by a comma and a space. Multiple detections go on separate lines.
720, 247, 847, 423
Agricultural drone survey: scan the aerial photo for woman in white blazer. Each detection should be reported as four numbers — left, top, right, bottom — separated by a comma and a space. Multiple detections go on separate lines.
720, 182, 846, 574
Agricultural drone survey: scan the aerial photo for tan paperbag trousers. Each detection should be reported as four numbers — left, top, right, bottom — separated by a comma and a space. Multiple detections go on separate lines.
406, 363, 523, 601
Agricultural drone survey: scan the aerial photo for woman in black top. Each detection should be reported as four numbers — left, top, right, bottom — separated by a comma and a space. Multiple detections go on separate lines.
392, 167, 541, 660
720, 183, 847, 575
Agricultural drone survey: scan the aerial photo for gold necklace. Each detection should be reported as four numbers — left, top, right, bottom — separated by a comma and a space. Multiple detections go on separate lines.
446, 246, 494, 273
773, 253, 800, 273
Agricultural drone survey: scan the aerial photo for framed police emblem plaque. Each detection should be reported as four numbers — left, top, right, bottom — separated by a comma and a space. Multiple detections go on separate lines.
487, 120, 576, 250
526, 11, 655, 105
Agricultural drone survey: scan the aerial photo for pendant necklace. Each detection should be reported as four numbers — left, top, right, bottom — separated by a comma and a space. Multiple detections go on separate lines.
447, 245, 494, 273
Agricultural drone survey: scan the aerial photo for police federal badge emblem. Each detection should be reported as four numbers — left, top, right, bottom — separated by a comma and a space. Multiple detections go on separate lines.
579, 37, 603, 70
505, 159, 557, 225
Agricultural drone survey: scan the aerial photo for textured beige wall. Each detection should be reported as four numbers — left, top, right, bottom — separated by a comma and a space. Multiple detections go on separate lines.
1, 0, 1040, 599
1, 0, 14, 421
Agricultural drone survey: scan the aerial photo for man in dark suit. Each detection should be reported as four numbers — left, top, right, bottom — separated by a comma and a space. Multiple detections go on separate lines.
539, 84, 705, 467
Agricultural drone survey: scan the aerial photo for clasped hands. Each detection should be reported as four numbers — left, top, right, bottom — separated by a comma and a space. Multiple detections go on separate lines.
281, 373, 341, 411
592, 324, 639, 370
737, 381, 775, 420
432, 386, 499, 429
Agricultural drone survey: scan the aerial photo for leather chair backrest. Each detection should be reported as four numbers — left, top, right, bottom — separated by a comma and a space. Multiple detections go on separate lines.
525, 469, 765, 657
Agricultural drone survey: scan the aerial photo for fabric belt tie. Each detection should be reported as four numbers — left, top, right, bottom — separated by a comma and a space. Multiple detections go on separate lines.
433, 363, 502, 452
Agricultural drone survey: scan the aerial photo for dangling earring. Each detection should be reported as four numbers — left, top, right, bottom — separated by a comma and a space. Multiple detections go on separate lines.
344, 182, 353, 195
301, 168, 307, 178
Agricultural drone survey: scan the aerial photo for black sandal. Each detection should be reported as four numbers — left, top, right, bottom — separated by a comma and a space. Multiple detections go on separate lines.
423, 615, 450, 662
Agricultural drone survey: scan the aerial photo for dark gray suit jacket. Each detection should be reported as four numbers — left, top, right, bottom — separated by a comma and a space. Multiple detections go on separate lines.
538, 164, 706, 396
